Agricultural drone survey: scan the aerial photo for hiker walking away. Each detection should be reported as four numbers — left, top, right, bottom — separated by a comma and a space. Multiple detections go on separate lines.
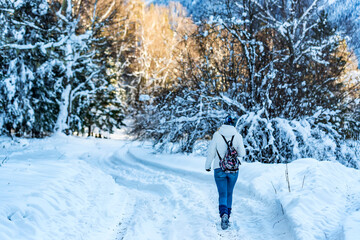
205, 115, 246, 230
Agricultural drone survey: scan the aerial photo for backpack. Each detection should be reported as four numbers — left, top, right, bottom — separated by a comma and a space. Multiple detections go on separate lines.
217, 135, 241, 172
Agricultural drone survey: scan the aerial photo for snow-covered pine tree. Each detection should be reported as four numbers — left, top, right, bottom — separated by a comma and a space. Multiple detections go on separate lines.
53, 0, 125, 136
0, 0, 62, 137
82, 0, 127, 136
0, 0, 126, 137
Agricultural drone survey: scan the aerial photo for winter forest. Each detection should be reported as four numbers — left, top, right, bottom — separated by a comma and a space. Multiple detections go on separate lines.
1, 0, 359, 167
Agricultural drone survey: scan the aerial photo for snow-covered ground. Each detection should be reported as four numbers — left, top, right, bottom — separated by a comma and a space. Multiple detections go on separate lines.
1, 135, 360, 240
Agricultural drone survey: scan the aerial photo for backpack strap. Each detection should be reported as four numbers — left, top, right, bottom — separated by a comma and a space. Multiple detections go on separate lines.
217, 135, 235, 160
229, 135, 234, 147
221, 135, 234, 147
216, 150, 222, 160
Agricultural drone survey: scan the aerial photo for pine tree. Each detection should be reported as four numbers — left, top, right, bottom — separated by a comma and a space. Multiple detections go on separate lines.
54, 0, 125, 136
0, 0, 61, 137
0, 0, 126, 137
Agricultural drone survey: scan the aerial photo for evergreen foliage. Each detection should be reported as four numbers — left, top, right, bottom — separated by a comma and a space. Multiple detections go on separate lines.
0, 0, 125, 137
0, 0, 62, 137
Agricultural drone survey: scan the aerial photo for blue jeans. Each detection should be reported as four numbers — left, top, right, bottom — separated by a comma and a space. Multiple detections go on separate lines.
214, 168, 239, 217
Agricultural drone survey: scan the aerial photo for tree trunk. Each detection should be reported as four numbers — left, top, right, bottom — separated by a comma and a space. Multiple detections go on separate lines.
55, 84, 72, 134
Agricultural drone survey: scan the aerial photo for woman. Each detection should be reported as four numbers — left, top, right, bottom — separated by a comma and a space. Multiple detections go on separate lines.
205, 115, 246, 230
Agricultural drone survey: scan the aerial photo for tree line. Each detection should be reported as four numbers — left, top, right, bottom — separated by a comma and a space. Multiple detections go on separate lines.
0, 0, 359, 165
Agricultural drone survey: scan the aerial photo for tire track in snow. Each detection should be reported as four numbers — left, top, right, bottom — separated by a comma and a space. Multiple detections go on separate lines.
99, 148, 294, 240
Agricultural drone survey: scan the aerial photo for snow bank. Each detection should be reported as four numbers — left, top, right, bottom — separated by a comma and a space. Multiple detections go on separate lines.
236, 159, 360, 240
0, 136, 126, 240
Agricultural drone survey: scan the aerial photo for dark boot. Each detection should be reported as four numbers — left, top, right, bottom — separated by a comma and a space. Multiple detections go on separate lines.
221, 214, 229, 230
228, 208, 232, 218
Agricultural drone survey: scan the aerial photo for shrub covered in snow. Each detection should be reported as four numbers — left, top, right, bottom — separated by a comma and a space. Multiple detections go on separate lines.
237, 111, 359, 168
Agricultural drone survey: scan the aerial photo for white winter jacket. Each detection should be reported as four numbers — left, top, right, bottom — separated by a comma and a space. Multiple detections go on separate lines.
205, 124, 246, 171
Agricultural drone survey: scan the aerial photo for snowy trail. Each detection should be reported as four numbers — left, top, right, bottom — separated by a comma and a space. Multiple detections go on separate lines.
2, 137, 360, 240
96, 146, 295, 240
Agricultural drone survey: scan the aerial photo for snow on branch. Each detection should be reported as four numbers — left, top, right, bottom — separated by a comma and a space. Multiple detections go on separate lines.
295, 0, 319, 35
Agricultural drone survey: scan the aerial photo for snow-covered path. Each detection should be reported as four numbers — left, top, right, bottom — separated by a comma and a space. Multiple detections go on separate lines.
2, 136, 360, 240
95, 144, 295, 240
